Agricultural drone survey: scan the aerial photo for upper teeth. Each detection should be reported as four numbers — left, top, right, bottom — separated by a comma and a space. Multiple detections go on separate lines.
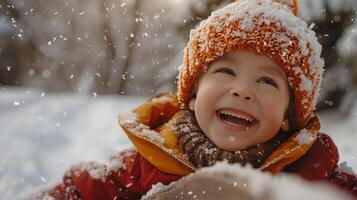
221, 111, 255, 122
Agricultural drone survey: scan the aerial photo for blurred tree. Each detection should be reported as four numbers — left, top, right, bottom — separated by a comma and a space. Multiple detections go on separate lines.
336, 18, 357, 116
157, 0, 232, 93
0, 0, 37, 86
309, 0, 355, 112
0, 0, 191, 96
1, 0, 356, 111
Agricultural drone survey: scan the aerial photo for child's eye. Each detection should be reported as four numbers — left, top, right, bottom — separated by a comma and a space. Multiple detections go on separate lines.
213, 67, 235, 76
258, 76, 279, 88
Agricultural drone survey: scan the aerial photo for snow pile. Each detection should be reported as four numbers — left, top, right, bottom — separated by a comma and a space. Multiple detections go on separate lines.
144, 162, 351, 200
141, 181, 178, 200
0, 88, 140, 199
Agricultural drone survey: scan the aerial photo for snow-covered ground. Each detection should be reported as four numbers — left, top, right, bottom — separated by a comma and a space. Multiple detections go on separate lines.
143, 162, 352, 200
0, 87, 356, 199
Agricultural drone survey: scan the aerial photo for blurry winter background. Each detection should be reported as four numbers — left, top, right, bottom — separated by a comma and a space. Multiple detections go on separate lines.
0, 0, 357, 199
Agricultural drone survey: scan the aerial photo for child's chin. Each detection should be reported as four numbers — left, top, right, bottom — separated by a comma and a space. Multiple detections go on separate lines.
219, 145, 247, 152
213, 139, 251, 152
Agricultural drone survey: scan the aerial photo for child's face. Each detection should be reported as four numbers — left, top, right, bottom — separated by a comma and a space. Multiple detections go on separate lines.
189, 50, 290, 151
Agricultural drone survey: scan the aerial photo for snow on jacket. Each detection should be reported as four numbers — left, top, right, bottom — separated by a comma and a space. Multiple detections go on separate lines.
38, 93, 357, 200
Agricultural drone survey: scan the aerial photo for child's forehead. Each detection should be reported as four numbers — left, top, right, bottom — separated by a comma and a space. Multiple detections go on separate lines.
208, 51, 286, 77
218, 50, 277, 64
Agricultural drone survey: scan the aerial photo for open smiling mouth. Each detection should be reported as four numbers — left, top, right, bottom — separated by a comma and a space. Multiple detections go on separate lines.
216, 109, 258, 130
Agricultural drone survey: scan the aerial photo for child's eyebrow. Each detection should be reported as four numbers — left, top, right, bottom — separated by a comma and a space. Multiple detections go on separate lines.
259, 66, 287, 79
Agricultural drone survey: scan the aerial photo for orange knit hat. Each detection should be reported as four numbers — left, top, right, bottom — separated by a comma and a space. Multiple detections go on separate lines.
177, 0, 324, 130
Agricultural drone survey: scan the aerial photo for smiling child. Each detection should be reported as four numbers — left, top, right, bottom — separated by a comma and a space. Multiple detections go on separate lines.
38, 0, 357, 199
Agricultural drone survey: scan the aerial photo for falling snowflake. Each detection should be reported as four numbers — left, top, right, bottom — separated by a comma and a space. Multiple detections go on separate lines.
40, 176, 46, 182
153, 14, 160, 19
92, 92, 98, 98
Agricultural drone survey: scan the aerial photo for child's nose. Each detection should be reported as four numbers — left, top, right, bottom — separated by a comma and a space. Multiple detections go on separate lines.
229, 87, 254, 101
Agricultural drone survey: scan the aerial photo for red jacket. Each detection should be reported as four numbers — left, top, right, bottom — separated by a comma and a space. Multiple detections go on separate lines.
40, 93, 357, 199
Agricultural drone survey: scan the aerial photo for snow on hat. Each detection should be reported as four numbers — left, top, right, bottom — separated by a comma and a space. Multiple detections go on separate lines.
177, 0, 324, 129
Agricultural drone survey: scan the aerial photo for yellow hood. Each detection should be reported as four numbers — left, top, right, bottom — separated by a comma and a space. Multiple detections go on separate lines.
118, 93, 321, 176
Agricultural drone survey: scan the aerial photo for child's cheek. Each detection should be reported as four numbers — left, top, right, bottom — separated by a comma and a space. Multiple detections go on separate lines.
262, 98, 286, 122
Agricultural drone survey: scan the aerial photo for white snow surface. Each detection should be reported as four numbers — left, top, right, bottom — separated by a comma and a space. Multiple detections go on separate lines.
0, 87, 357, 199
194, 162, 351, 200
143, 162, 352, 200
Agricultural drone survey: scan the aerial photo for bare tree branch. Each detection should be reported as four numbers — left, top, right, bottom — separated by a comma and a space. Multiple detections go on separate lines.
117, 0, 141, 94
